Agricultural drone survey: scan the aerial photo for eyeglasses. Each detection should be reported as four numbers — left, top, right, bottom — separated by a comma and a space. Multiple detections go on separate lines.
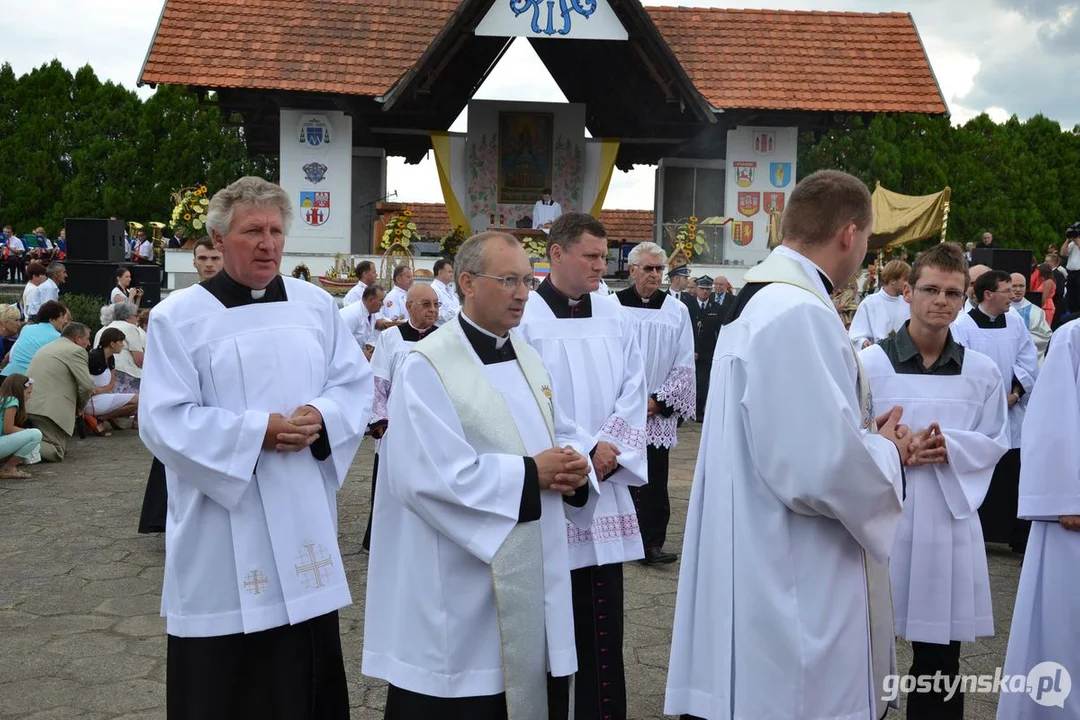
471, 273, 537, 291
631, 263, 665, 274
914, 286, 965, 301
409, 300, 442, 310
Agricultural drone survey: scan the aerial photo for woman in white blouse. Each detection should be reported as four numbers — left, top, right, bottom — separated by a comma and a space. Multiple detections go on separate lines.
94, 301, 145, 395
110, 267, 143, 306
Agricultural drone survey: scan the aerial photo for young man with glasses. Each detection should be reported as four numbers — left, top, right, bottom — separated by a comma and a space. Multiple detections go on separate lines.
860, 242, 1009, 718
952, 269, 1039, 554
613, 242, 695, 566
517, 212, 648, 720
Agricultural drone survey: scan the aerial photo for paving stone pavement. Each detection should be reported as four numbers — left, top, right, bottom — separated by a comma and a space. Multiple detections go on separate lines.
0, 423, 1021, 719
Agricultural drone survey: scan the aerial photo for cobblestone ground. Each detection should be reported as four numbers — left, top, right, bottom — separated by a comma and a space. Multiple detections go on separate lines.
0, 423, 1019, 719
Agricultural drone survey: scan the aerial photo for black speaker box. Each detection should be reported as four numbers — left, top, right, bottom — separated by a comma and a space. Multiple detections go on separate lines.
971, 248, 1034, 280
64, 218, 126, 263
59, 260, 162, 308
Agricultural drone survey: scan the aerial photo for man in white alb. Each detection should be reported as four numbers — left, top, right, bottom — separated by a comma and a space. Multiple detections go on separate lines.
341, 260, 378, 307
362, 231, 598, 718
339, 284, 385, 359
849, 259, 911, 349
430, 257, 461, 326
1009, 272, 1052, 360
666, 170, 913, 720
138, 176, 373, 718
381, 264, 413, 323
532, 188, 562, 233
517, 212, 648, 720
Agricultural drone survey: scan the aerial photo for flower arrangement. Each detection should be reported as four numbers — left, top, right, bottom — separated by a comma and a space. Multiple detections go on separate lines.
170, 185, 211, 239
292, 263, 311, 282
521, 235, 547, 258
381, 210, 418, 251
674, 216, 706, 260
439, 226, 468, 256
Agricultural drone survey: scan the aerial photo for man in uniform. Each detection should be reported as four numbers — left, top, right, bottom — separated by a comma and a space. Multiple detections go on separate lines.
686, 275, 724, 420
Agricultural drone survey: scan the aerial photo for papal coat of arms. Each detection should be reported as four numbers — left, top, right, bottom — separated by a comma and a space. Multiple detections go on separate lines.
733, 161, 756, 188
738, 192, 760, 218
300, 191, 330, 227
298, 116, 332, 148
302, 162, 328, 185
732, 221, 754, 247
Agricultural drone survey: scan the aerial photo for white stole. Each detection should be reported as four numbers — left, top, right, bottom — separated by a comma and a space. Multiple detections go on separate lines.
412, 323, 555, 720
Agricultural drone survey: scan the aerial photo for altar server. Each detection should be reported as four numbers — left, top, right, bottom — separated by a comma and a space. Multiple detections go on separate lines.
849, 259, 911, 348
138, 176, 373, 719
1009, 272, 1051, 360
532, 188, 563, 232
362, 231, 598, 718
517, 212, 648, 720
860, 243, 1008, 719
951, 269, 1039, 553
666, 170, 912, 720
361, 283, 438, 552
614, 241, 695, 565
997, 319, 1080, 720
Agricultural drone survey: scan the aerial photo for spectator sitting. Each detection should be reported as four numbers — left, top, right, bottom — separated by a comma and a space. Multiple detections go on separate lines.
110, 266, 143, 307
1, 301, 70, 377
0, 305, 22, 368
0, 373, 42, 479
22, 262, 46, 319
94, 301, 144, 394
27, 262, 66, 319
25, 323, 93, 463
85, 328, 139, 435
137, 309, 149, 333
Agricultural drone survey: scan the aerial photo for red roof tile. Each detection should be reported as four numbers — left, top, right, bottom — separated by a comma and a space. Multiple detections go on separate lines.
645, 7, 946, 114
398, 203, 654, 243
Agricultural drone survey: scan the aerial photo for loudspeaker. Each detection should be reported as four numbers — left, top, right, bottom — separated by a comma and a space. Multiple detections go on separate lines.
65, 218, 126, 263
971, 248, 1033, 280
60, 260, 123, 302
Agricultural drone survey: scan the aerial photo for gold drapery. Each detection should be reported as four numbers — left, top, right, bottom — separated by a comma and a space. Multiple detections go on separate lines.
869, 183, 951, 251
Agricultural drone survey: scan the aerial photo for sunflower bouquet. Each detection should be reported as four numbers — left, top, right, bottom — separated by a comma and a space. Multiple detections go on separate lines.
170, 185, 211, 239
439, 226, 468, 256
674, 216, 706, 260
380, 210, 418, 251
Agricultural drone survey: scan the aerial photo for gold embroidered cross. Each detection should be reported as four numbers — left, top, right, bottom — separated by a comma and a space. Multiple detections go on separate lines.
295, 543, 333, 589
244, 569, 269, 595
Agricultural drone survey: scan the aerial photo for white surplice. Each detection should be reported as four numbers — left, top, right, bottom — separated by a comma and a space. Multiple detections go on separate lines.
1011, 299, 1052, 361
431, 278, 461, 327
368, 325, 419, 432
951, 308, 1039, 448
610, 291, 696, 447
139, 278, 373, 637
362, 321, 598, 698
532, 200, 562, 230
859, 342, 1008, 644
517, 287, 649, 568
848, 290, 910, 348
666, 246, 905, 720
998, 320, 1080, 720
381, 285, 408, 322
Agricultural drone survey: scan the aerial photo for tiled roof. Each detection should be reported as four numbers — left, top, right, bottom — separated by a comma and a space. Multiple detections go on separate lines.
140, 2, 945, 116
140, 0, 458, 95
645, 8, 947, 114
397, 203, 654, 243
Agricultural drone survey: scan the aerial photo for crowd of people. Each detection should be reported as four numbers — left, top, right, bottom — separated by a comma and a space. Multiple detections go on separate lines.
10, 170, 1064, 720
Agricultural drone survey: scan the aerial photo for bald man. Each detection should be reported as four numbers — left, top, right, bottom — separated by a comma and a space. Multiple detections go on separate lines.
1010, 272, 1051, 359
362, 283, 440, 551
965, 264, 990, 313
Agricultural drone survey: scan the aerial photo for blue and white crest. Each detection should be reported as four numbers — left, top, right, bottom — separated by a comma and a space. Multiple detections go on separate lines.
302, 162, 328, 185
510, 0, 597, 36
298, 117, 332, 148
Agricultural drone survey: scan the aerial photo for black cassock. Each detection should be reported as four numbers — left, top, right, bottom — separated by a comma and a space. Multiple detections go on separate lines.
137, 458, 167, 534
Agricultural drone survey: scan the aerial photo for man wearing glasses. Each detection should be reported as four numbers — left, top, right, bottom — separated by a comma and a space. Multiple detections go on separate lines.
614, 242, 695, 566
517, 212, 648, 720
362, 283, 440, 552
951, 269, 1039, 555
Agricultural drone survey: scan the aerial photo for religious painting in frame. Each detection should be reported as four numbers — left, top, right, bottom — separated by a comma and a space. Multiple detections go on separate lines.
498, 112, 554, 205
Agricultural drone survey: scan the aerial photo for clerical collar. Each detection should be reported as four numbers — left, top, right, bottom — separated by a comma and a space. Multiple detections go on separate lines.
200, 269, 286, 308
398, 323, 434, 342
458, 313, 517, 365
615, 286, 665, 310
536, 277, 592, 319
969, 306, 1007, 329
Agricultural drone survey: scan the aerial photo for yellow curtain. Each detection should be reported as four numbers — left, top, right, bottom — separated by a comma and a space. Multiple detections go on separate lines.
589, 140, 620, 217
430, 132, 472, 235
869, 183, 950, 250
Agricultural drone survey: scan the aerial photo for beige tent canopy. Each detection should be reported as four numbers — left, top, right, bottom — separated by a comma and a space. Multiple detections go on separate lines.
869, 182, 951, 251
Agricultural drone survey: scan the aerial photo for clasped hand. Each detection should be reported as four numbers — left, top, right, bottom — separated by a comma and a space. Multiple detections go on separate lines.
906, 422, 948, 467
534, 446, 590, 496
263, 406, 323, 452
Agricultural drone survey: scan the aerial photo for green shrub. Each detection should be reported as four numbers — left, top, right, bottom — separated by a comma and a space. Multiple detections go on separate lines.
0, 295, 20, 306
61, 293, 108, 335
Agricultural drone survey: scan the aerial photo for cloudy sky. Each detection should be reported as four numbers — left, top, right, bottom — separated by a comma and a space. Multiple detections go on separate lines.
0, 0, 1074, 209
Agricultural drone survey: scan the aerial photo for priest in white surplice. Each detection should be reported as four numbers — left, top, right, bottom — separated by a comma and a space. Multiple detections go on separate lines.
613, 241, 695, 565
362, 231, 599, 718
1010, 272, 1052, 360
666, 170, 914, 720
849, 259, 911, 349
997, 319, 1080, 720
517, 212, 648, 720
360, 283, 438, 552
951, 269, 1039, 554
860, 243, 1009, 719
139, 177, 373, 718
431, 257, 461, 326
